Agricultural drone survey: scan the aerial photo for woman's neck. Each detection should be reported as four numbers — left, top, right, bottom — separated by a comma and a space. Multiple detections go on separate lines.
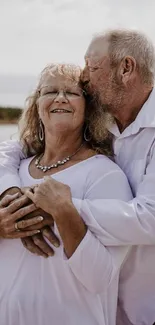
41, 133, 84, 165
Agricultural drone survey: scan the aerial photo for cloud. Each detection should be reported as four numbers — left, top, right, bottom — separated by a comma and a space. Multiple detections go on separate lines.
1, 0, 155, 106
1, 0, 155, 76
0, 0, 119, 76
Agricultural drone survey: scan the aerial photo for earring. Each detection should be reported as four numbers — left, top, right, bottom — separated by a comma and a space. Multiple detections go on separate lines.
38, 119, 44, 142
84, 125, 91, 142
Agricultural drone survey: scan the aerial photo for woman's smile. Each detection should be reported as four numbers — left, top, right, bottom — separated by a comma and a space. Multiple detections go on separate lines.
37, 72, 86, 134
50, 108, 72, 113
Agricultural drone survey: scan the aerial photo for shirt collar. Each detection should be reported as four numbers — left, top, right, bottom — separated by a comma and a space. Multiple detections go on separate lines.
109, 87, 155, 138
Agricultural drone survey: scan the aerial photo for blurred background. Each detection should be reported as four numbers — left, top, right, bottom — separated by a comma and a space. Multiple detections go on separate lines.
0, 0, 155, 142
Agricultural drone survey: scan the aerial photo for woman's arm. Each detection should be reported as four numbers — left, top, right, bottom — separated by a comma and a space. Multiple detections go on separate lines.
26, 169, 132, 293
0, 140, 24, 195
65, 169, 132, 293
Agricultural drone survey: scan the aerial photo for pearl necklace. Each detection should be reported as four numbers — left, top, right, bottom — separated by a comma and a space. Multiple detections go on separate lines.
35, 143, 84, 172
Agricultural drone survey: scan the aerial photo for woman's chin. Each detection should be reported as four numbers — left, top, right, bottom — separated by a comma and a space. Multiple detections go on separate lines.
48, 122, 73, 134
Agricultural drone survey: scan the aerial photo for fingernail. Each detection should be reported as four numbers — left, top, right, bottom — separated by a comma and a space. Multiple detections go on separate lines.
35, 230, 41, 233
13, 192, 20, 197
37, 216, 44, 221
54, 242, 60, 247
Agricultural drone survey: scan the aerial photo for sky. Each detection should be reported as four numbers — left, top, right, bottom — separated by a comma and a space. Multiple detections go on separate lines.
0, 0, 155, 107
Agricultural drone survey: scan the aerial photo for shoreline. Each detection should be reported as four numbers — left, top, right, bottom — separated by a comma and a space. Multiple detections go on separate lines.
0, 120, 18, 125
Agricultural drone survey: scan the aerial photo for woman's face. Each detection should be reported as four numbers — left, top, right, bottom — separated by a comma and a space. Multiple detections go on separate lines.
37, 72, 86, 137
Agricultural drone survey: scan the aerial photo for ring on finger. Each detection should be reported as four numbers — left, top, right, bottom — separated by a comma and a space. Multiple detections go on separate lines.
14, 222, 20, 232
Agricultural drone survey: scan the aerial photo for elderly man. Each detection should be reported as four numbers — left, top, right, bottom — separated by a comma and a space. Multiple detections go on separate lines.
1, 29, 155, 324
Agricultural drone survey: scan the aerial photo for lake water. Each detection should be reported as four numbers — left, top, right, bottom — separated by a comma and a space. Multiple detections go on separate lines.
0, 124, 18, 142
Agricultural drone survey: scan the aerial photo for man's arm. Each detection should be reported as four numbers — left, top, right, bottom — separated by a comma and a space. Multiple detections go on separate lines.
72, 143, 155, 246
0, 140, 24, 194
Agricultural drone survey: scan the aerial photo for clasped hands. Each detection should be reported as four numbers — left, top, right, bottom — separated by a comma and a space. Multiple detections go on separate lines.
0, 176, 72, 258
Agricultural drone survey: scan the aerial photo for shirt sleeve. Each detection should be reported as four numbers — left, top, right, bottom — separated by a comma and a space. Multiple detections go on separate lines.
66, 168, 132, 293
0, 140, 25, 194
72, 145, 155, 246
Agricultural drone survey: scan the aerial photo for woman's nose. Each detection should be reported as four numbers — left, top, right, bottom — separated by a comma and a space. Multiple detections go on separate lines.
54, 91, 68, 103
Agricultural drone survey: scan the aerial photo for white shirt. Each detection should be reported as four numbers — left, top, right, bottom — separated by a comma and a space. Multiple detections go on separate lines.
0, 155, 132, 325
74, 89, 155, 325
0, 140, 24, 193
112, 89, 155, 325
1, 89, 155, 324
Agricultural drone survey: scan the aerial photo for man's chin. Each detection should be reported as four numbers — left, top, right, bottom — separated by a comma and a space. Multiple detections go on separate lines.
84, 86, 110, 113
85, 85, 99, 101
91, 93, 110, 114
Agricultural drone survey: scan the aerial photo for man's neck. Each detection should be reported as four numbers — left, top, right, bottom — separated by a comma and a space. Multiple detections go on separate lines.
115, 87, 153, 133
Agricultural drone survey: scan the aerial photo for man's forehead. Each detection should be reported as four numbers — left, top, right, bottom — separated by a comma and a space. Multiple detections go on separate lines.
85, 38, 109, 60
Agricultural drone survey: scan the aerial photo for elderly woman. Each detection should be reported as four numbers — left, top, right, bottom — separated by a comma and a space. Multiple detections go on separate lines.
0, 63, 132, 325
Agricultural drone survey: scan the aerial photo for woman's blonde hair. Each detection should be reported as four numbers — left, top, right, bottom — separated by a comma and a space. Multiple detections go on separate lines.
19, 63, 113, 157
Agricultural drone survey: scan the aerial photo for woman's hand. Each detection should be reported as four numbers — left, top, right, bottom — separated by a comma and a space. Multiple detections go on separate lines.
20, 186, 60, 257
25, 176, 72, 218
0, 193, 42, 238
25, 177, 87, 258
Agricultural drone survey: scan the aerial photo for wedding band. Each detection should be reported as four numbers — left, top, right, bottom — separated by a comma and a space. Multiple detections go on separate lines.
14, 222, 20, 231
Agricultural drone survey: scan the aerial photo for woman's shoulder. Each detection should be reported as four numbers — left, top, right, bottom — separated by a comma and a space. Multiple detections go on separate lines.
85, 154, 129, 189
19, 156, 34, 171
88, 154, 124, 175
84, 154, 132, 200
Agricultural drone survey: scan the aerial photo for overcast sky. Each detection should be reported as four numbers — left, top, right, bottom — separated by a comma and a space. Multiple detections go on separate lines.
0, 0, 155, 107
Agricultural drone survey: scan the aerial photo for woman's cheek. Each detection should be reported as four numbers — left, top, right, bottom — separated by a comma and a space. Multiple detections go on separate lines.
38, 98, 51, 117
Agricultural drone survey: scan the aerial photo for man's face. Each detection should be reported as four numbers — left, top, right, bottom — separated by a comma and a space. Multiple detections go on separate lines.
82, 38, 123, 112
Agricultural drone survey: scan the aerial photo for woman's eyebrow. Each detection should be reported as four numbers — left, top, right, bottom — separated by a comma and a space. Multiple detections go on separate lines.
41, 85, 55, 91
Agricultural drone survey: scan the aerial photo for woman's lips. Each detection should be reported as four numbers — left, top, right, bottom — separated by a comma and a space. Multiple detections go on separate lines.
50, 109, 72, 113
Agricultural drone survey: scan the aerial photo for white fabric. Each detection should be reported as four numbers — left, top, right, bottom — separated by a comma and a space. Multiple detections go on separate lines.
0, 140, 24, 193
1, 89, 155, 324
0, 155, 131, 325
112, 88, 155, 325
73, 89, 155, 324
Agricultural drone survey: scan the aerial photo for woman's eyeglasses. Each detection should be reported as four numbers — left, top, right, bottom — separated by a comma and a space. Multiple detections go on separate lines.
38, 87, 85, 100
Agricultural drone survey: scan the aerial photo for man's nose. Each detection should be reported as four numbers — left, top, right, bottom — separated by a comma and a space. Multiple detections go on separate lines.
81, 67, 90, 85
54, 91, 68, 103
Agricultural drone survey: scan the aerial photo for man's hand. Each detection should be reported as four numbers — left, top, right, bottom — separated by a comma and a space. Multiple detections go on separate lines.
21, 209, 60, 258
21, 208, 54, 230
0, 193, 42, 238
21, 226, 60, 258
0, 186, 21, 199
0, 186, 60, 257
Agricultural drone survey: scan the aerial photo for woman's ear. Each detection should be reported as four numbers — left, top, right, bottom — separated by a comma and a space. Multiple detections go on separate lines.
118, 56, 137, 85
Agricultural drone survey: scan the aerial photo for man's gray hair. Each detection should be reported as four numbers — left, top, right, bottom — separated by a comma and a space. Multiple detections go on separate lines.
95, 29, 155, 85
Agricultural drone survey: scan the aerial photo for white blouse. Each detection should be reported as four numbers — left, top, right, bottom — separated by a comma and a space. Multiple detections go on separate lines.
0, 155, 132, 325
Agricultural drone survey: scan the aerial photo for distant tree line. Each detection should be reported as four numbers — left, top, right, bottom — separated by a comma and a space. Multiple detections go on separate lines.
0, 106, 22, 123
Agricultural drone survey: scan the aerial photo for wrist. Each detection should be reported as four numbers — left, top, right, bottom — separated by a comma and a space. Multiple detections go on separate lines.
52, 199, 75, 221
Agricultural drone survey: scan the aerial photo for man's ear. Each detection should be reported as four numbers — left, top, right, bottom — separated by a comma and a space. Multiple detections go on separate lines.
118, 56, 137, 84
